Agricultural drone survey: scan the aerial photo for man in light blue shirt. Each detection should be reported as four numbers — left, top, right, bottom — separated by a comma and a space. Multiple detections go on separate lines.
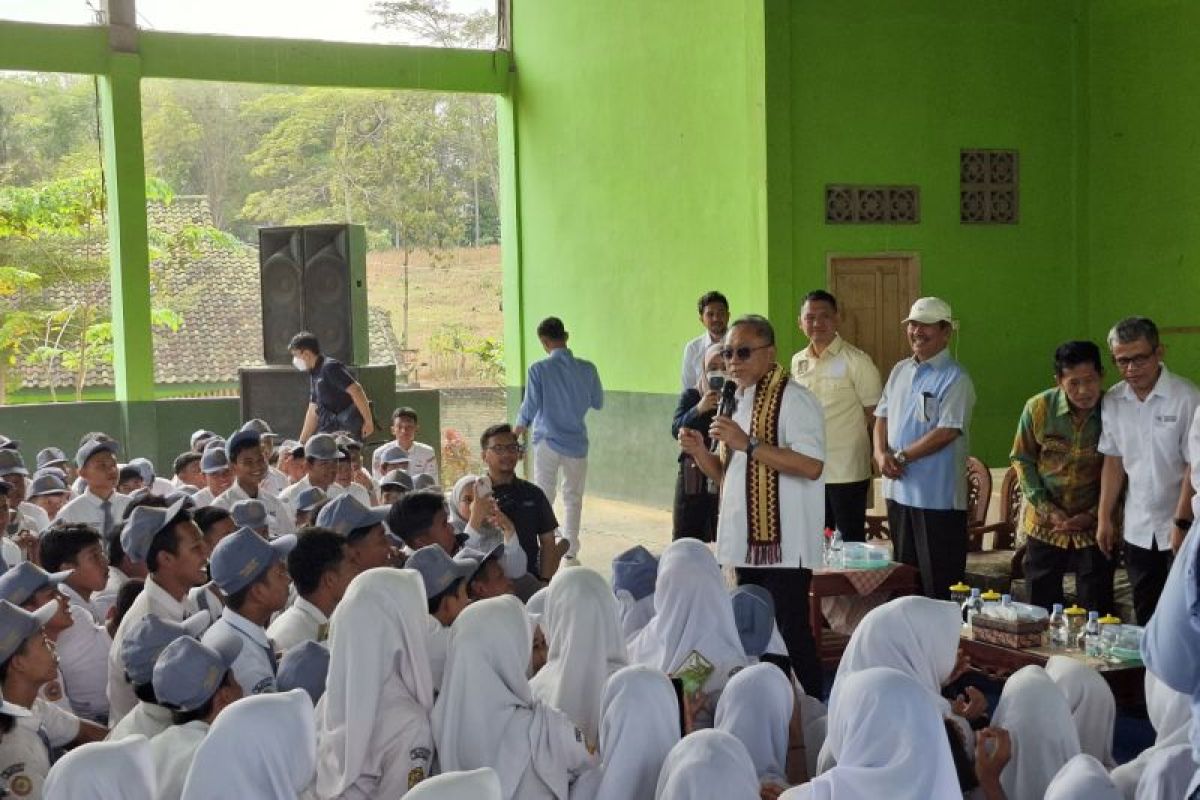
514, 317, 604, 559
873, 297, 976, 599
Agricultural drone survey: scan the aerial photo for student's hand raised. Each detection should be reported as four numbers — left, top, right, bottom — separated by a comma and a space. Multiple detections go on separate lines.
952, 685, 988, 720
974, 727, 1012, 789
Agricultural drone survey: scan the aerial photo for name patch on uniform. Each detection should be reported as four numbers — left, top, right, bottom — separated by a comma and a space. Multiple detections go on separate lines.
1156, 414, 1178, 424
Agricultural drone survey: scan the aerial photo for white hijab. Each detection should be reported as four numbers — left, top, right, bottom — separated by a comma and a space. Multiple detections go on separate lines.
432, 595, 590, 800
781, 666, 961, 800
1135, 744, 1197, 800
627, 539, 748, 692
715, 663, 793, 785
1110, 673, 1191, 799
182, 689, 317, 800
316, 568, 434, 798
654, 729, 760, 800
529, 567, 628, 747
1044, 754, 1121, 800
1044, 655, 1116, 767
407, 768, 503, 800
990, 665, 1081, 800
43, 735, 156, 800
617, 591, 656, 642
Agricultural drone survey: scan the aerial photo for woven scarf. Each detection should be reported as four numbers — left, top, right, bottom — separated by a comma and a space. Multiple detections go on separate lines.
745, 364, 788, 565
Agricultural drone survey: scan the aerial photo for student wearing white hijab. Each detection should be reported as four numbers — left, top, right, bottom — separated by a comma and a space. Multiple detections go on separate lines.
42, 734, 156, 800
1109, 673, 1192, 798
432, 595, 593, 800
529, 567, 628, 748
1133, 743, 1196, 800
627, 539, 748, 697
1044, 655, 1116, 768
407, 768, 504, 800
715, 663, 794, 790
990, 665, 1081, 800
570, 665, 681, 800
654, 728, 760, 800
181, 688, 317, 800
1044, 754, 1120, 800
315, 568, 435, 799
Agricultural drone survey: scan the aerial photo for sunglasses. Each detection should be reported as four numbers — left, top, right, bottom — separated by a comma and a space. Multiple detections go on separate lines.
721, 344, 771, 362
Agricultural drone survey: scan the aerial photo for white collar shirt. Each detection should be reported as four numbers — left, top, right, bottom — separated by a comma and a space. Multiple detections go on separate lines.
92, 566, 129, 622
108, 700, 173, 741
150, 720, 209, 800
56, 489, 130, 537
190, 487, 214, 506
17, 502, 50, 534
266, 597, 329, 653
55, 600, 113, 722
213, 482, 296, 536
202, 607, 277, 696
260, 467, 289, 497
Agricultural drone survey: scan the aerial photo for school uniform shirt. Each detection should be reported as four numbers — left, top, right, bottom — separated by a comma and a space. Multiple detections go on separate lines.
150, 721, 209, 800
333, 481, 372, 507
212, 483, 296, 537
0, 698, 80, 800
714, 378, 826, 570
372, 440, 439, 479
1099, 366, 1200, 549
107, 701, 172, 742
92, 567, 129, 623
55, 490, 131, 538
187, 584, 224, 619
17, 502, 51, 534
0, 536, 22, 568
261, 467, 289, 498
267, 597, 328, 654
189, 488, 215, 507
202, 608, 278, 696
38, 668, 73, 714
107, 575, 200, 726
54, 592, 113, 722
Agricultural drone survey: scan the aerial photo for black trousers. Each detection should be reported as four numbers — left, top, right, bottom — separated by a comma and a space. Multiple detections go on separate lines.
825, 480, 871, 543
671, 467, 718, 542
1125, 539, 1173, 625
1023, 537, 1115, 614
735, 566, 824, 700
887, 500, 968, 600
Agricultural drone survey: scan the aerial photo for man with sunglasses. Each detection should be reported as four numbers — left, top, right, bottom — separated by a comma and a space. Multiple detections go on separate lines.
679, 314, 827, 698
1097, 316, 1199, 624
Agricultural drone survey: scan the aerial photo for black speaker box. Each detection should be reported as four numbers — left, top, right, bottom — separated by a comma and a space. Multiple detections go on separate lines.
238, 364, 396, 442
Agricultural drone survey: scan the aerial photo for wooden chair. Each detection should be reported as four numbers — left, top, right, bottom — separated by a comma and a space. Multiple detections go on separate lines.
864, 456, 998, 543
964, 465, 1024, 592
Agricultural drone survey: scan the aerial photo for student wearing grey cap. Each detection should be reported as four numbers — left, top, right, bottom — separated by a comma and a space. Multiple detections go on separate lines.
26, 472, 70, 524
408, 544, 475, 628
107, 497, 208, 726
240, 419, 289, 497
170, 452, 204, 492
268, 529, 353, 653
316, 494, 394, 573
212, 431, 296, 538
332, 435, 375, 504
186, 507, 237, 619
275, 640, 329, 705
188, 443, 233, 507
230, 499, 274, 538
379, 469, 414, 505
456, 545, 515, 602
201, 527, 296, 695
278, 433, 344, 514
0, 449, 51, 550
0, 480, 27, 569
277, 439, 307, 485
128, 457, 175, 497
291, 487, 328, 528
35, 447, 75, 486
56, 440, 129, 539
148, 635, 243, 800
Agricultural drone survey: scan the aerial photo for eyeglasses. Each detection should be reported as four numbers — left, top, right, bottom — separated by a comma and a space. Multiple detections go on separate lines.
486, 444, 524, 454
721, 344, 772, 362
1113, 351, 1155, 370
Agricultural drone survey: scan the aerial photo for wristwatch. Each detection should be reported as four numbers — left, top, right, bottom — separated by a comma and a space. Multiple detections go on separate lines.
745, 436, 760, 460
1175, 517, 1193, 531
894, 449, 909, 466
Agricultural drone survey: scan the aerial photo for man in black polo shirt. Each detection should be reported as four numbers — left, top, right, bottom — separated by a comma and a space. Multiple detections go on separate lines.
481, 424, 564, 582
290, 331, 375, 441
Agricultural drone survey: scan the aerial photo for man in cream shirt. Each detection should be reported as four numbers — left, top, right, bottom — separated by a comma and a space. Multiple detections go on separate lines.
791, 290, 882, 542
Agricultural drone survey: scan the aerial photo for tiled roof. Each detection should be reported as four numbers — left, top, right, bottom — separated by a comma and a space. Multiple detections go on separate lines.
14, 196, 401, 390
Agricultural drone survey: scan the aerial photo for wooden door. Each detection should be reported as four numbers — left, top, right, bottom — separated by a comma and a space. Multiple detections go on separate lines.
826, 254, 920, 372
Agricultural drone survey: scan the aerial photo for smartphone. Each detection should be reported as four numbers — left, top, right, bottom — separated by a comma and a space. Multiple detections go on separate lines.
707, 372, 726, 392
476, 475, 493, 499
669, 676, 687, 736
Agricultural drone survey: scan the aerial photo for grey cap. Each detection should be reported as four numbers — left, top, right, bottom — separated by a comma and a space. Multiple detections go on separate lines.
0, 599, 58, 664
27, 472, 68, 498
315, 494, 388, 538
303, 434, 345, 462
231, 499, 274, 530
407, 544, 474, 600
209, 526, 296, 595
612, 545, 658, 602
292, 487, 328, 514
379, 470, 414, 492
0, 449, 28, 478
0, 562, 71, 607
120, 611, 212, 686
127, 457, 156, 486
281, 440, 304, 458
225, 429, 261, 461
35, 447, 68, 469
376, 443, 409, 466
0, 436, 19, 451
164, 488, 198, 506
152, 633, 242, 711
730, 585, 775, 658
190, 430, 217, 450
412, 474, 439, 493
276, 640, 330, 704
199, 444, 230, 475
31, 466, 67, 483
121, 496, 188, 564
453, 544, 504, 585
76, 438, 120, 469
334, 434, 361, 452
240, 419, 275, 437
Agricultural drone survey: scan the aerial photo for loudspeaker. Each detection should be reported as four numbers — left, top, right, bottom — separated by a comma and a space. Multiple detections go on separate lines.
239, 364, 396, 442
258, 224, 370, 366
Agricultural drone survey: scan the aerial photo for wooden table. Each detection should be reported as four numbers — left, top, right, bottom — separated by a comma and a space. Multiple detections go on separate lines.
808, 563, 921, 666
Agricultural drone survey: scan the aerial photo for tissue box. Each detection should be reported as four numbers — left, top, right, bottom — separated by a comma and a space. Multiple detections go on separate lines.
971, 615, 1048, 649
841, 542, 891, 570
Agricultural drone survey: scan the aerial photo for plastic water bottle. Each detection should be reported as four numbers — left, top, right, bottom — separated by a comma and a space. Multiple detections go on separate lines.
1082, 611, 1102, 656
962, 588, 983, 625
1047, 604, 1067, 649
829, 529, 844, 569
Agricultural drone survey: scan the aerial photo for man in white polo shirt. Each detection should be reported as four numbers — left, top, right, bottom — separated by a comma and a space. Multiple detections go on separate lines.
679, 290, 730, 392
791, 290, 882, 542
1097, 316, 1200, 625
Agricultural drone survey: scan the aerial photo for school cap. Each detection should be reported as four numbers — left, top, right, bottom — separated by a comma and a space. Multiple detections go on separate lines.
412, 474, 438, 493
120, 611, 212, 686
230, 499, 274, 530
315, 494, 388, 538
376, 443, 409, 465
164, 488, 198, 506
379, 470, 414, 492
0, 562, 72, 607
209, 526, 296, 595
27, 472, 69, 498
0, 600, 58, 664
612, 545, 658, 602
199, 443, 230, 475
76, 439, 120, 470
0, 449, 27, 478
225, 429, 261, 461
303, 434, 345, 462
292, 487, 327, 514
902, 296, 956, 327
127, 457, 156, 486
0, 436, 19, 451
122, 496, 188, 564
190, 429, 217, 450
240, 419, 275, 438
407, 544, 475, 600
35, 447, 68, 469
276, 640, 330, 704
334, 434, 361, 452
730, 585, 775, 658
453, 544, 504, 586
280, 440, 304, 458
152, 634, 242, 712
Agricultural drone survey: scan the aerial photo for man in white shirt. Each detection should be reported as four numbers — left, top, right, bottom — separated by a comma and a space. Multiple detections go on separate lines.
35, 446, 77, 490
371, 406, 439, 479
239, 419, 290, 496
279, 434, 345, 513
202, 526, 296, 695
189, 444, 234, 508
333, 436, 375, 505
268, 528, 353, 652
0, 449, 52, 543
791, 290, 883, 542
56, 440, 130, 539
680, 290, 730, 391
212, 431, 295, 538
25, 472, 71, 528
1097, 316, 1200, 625
170, 452, 205, 492
107, 497, 209, 725
681, 314, 826, 698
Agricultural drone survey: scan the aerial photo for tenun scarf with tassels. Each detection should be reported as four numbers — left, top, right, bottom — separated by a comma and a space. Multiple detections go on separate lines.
742, 364, 788, 565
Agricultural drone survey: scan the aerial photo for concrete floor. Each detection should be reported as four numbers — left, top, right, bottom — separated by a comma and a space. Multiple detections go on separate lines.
567, 495, 674, 577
